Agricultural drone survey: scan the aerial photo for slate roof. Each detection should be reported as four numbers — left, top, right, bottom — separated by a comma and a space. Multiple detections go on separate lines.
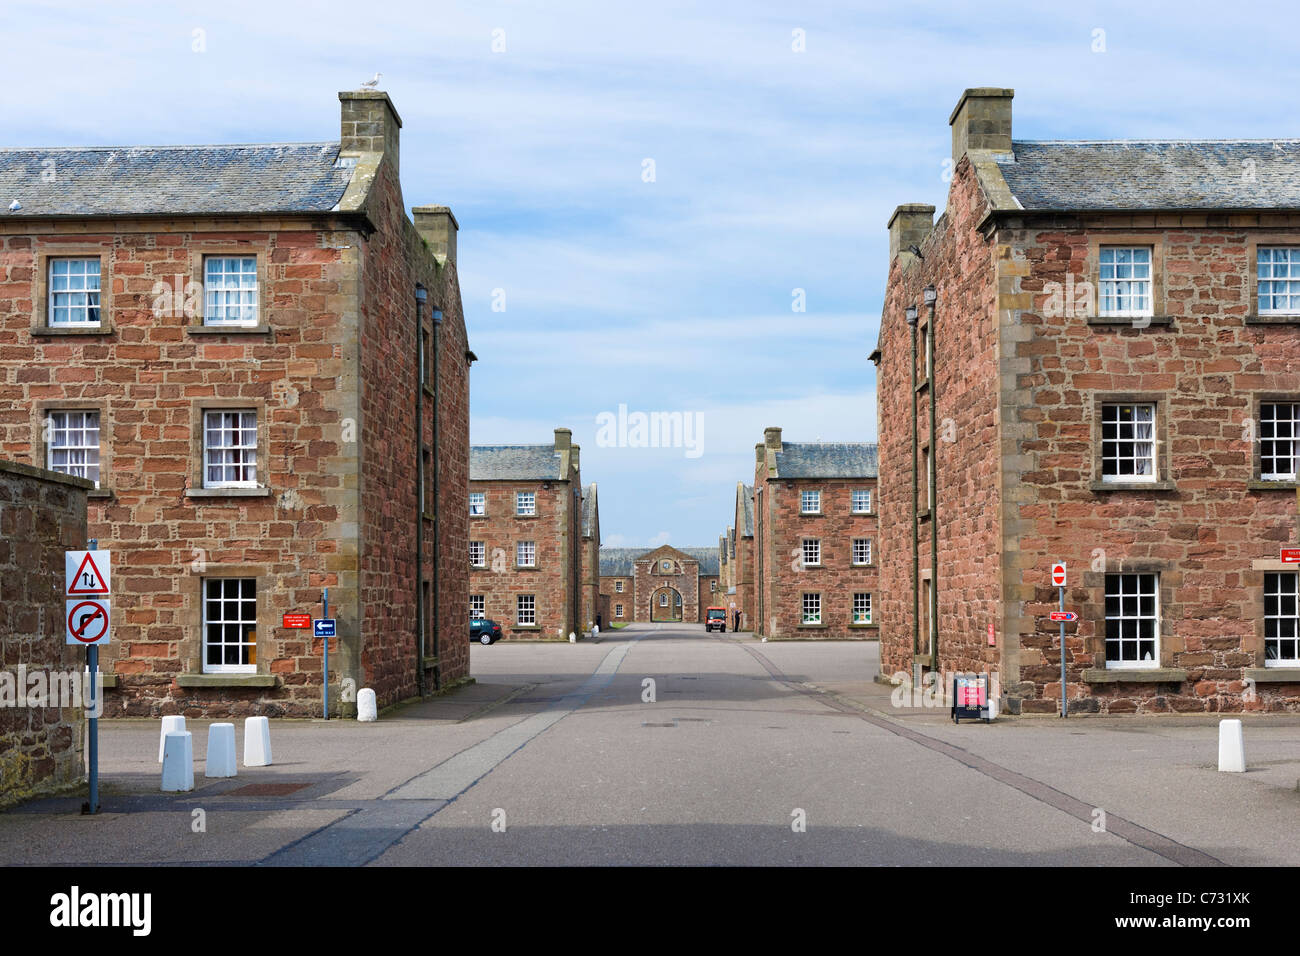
773, 443, 878, 479
996, 140, 1300, 212
599, 545, 721, 577
0, 143, 355, 218
739, 484, 754, 536
581, 484, 596, 538
599, 548, 642, 576
470, 445, 564, 481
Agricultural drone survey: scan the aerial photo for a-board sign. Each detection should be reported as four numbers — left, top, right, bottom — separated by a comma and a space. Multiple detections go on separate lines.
951, 673, 991, 724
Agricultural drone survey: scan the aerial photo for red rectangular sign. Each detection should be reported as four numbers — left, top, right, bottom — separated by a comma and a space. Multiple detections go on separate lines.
1050, 611, 1078, 622
282, 613, 312, 629
1283, 548, 1300, 564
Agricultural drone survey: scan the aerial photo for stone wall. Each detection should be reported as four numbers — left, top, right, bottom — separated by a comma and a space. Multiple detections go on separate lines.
0, 460, 89, 806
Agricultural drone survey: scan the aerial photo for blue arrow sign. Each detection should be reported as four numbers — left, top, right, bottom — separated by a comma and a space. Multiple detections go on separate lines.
313, 618, 336, 637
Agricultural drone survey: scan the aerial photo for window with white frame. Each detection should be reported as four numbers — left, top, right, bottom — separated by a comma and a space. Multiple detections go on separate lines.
203, 578, 257, 673
615, 604, 624, 618
615, 580, 624, 593
204, 256, 258, 326
516, 594, 535, 625
47, 410, 101, 488
1099, 247, 1153, 316
48, 258, 101, 326
469, 541, 485, 567
516, 540, 536, 567
469, 492, 486, 516
1101, 403, 1156, 481
516, 491, 536, 516
659, 592, 669, 607
1258, 247, 1300, 314
710, 581, 717, 591
1264, 572, 1299, 666
802, 539, 821, 567
800, 490, 821, 514
853, 592, 872, 624
203, 410, 257, 487
1105, 573, 1159, 668
853, 538, 872, 565
469, 595, 485, 620
802, 592, 821, 625
1260, 403, 1298, 480
852, 489, 872, 513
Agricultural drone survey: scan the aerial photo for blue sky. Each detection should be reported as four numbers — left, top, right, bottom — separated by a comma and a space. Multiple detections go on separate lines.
12, 0, 1299, 548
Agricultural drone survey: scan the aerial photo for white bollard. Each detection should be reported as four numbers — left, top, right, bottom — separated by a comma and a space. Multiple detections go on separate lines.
161, 731, 194, 792
1218, 718, 1246, 772
593, 624, 599, 636
569, 631, 576, 643
205, 723, 238, 778
357, 688, 377, 722
158, 715, 186, 762
244, 715, 272, 767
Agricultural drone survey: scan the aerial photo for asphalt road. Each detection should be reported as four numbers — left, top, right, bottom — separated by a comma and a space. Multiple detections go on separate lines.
2, 622, 1297, 866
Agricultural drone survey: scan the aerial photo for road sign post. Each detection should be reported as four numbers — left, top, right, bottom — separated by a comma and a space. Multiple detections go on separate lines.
1051, 563, 1067, 719
322, 588, 329, 720
68, 541, 110, 815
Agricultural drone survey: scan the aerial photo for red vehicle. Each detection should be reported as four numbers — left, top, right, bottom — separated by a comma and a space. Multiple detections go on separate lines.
705, 607, 727, 633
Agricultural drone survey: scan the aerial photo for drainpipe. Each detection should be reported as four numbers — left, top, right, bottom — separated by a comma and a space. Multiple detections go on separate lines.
415, 284, 427, 697
924, 284, 939, 677
430, 300, 443, 691
906, 303, 919, 688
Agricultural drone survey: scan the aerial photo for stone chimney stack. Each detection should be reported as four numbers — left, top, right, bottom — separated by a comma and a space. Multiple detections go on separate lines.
413, 206, 458, 266
764, 427, 782, 453
339, 90, 403, 175
949, 87, 1014, 162
554, 427, 572, 452
887, 204, 935, 265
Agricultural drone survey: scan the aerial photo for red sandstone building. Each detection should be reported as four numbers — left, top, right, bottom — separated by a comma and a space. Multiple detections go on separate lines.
751, 428, 879, 639
598, 545, 721, 623
716, 482, 755, 631
0, 88, 472, 717
468, 430, 586, 639
872, 87, 1300, 714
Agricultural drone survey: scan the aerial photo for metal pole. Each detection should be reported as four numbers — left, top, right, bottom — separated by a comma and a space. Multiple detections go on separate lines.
323, 586, 329, 720
926, 298, 938, 677
1059, 584, 1067, 718
84, 536, 99, 815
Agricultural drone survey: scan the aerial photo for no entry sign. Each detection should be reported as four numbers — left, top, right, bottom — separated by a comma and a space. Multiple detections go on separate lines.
1051, 563, 1067, 587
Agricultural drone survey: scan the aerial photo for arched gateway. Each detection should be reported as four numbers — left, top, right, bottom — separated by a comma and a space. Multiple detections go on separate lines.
650, 586, 683, 622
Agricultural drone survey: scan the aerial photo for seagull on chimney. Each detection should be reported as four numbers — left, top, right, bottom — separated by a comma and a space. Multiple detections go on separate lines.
361, 72, 381, 89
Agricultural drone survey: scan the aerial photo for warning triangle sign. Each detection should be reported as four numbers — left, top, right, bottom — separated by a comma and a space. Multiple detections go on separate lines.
68, 552, 109, 595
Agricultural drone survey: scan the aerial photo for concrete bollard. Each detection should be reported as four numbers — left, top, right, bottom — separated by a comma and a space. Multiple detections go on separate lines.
1218, 718, 1246, 772
204, 723, 238, 778
569, 631, 576, 643
593, 625, 599, 636
357, 688, 377, 722
158, 715, 186, 762
161, 731, 194, 792
244, 715, 272, 767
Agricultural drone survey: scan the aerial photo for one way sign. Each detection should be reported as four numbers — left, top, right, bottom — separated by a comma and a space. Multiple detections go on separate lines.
66, 550, 110, 596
